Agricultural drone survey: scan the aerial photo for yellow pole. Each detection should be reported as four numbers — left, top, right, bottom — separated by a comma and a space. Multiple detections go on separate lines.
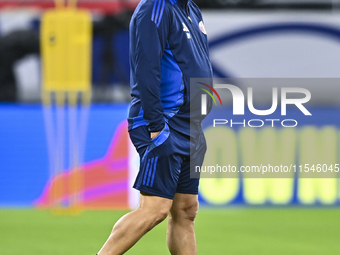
41, 0, 92, 215
68, 91, 80, 213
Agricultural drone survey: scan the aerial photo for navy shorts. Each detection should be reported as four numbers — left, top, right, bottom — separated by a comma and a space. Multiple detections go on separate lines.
129, 123, 206, 199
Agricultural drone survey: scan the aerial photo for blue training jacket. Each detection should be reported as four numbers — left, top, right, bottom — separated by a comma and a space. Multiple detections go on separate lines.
128, 0, 213, 137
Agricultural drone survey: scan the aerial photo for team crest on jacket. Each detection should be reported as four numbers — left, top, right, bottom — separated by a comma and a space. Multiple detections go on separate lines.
199, 21, 207, 35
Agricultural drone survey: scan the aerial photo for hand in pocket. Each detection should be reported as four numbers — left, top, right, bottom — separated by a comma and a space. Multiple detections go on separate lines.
150, 131, 161, 140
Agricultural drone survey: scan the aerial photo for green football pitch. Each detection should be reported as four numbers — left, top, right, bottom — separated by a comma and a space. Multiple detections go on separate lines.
1, 208, 339, 255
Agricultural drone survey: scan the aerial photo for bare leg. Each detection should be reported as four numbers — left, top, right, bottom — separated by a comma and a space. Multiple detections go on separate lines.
98, 193, 172, 255
167, 193, 199, 255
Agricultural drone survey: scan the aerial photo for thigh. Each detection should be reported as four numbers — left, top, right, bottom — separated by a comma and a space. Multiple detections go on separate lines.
138, 192, 173, 212
170, 193, 199, 218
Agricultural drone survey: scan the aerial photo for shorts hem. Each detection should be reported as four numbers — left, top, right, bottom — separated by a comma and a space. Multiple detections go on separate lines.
175, 190, 199, 195
133, 186, 175, 200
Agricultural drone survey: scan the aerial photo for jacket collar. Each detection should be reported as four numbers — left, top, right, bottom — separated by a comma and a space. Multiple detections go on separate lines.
176, 0, 189, 9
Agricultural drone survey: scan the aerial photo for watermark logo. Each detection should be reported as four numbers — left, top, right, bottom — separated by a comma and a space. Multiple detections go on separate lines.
197, 82, 222, 115
199, 83, 312, 128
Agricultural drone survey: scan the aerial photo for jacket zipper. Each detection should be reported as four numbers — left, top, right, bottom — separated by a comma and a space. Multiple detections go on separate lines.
187, 14, 213, 77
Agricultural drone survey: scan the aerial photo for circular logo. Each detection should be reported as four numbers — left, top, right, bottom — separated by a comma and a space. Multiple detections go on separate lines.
199, 21, 207, 35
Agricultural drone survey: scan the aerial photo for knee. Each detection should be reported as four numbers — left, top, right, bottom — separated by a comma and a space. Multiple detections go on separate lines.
141, 205, 169, 230
153, 207, 170, 224
171, 200, 199, 223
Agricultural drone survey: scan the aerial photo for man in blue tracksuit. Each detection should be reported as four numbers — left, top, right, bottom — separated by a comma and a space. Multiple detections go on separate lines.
98, 0, 212, 254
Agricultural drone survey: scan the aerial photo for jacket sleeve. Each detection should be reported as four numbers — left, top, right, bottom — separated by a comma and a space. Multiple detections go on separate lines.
133, 1, 170, 132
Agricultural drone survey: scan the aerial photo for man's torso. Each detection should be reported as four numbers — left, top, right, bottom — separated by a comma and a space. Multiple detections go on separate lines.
128, 0, 213, 137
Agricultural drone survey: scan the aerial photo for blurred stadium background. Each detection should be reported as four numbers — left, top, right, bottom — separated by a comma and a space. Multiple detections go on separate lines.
0, 0, 340, 254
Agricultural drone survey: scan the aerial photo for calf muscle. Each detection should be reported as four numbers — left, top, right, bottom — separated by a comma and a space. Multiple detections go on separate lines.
98, 193, 172, 255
